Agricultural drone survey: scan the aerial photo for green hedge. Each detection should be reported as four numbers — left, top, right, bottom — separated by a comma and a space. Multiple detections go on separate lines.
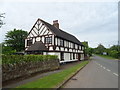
108, 50, 119, 59
2, 55, 58, 64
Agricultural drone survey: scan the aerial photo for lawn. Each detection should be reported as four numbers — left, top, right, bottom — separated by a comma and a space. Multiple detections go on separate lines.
97, 54, 118, 60
17, 61, 89, 88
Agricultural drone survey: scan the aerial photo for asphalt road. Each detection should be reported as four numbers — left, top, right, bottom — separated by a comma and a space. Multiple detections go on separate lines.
63, 55, 118, 88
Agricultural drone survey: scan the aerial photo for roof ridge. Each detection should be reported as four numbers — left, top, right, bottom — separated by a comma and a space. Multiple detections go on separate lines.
39, 18, 83, 45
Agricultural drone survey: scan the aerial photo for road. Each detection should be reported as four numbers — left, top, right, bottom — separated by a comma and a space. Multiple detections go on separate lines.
63, 55, 118, 88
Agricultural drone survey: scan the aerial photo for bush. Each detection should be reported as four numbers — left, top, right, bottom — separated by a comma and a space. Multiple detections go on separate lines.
2, 55, 58, 64
108, 50, 119, 58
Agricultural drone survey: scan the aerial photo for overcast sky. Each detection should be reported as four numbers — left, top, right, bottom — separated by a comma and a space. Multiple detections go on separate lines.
0, 0, 118, 48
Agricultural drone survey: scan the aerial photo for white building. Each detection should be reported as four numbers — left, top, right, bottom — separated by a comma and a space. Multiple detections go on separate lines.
25, 19, 85, 63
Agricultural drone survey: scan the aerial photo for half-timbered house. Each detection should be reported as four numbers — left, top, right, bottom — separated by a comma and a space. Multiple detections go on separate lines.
25, 19, 85, 63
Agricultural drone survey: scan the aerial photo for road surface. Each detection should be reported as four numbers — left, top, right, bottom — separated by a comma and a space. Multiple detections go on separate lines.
63, 55, 118, 88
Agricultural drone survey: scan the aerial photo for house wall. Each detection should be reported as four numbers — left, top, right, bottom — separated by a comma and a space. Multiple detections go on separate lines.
25, 19, 85, 62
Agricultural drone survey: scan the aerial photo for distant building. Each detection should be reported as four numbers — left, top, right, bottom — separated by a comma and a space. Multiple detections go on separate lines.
25, 19, 85, 63
103, 52, 107, 55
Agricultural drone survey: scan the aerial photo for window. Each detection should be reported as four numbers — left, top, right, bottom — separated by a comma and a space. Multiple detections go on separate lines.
45, 37, 52, 44
60, 39, 64, 46
66, 41, 69, 47
55, 38, 58, 45
73, 43, 75, 48
64, 40, 66, 47
27, 39, 32, 46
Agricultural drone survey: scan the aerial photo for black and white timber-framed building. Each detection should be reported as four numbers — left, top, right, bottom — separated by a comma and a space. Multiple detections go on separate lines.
25, 18, 85, 63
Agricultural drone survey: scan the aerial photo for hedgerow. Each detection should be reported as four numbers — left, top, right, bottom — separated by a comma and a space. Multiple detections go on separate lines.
2, 55, 58, 64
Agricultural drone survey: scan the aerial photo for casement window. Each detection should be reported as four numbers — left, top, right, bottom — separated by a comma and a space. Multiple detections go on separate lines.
60, 39, 64, 46
75, 44, 78, 49
45, 37, 52, 44
79, 46, 81, 50
55, 38, 58, 45
27, 39, 32, 46
58, 38, 60, 46
73, 43, 75, 48
66, 41, 69, 47
64, 40, 66, 47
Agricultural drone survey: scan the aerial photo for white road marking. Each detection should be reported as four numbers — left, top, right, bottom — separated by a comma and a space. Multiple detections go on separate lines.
94, 62, 118, 77
103, 67, 106, 69
106, 69, 111, 72
113, 73, 118, 76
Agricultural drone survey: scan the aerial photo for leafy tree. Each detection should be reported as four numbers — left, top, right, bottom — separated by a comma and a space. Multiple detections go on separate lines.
5, 29, 28, 52
95, 44, 106, 55
110, 45, 120, 51
0, 13, 5, 28
2, 42, 16, 55
82, 41, 93, 57
108, 45, 120, 58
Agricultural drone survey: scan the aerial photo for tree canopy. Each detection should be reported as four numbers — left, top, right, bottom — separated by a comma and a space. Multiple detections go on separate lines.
4, 29, 28, 52
0, 13, 5, 28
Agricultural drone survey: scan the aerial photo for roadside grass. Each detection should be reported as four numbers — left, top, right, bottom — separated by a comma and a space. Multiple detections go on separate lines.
17, 61, 89, 88
96, 54, 118, 60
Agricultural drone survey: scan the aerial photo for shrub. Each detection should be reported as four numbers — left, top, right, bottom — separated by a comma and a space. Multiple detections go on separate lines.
2, 55, 58, 64
108, 50, 119, 58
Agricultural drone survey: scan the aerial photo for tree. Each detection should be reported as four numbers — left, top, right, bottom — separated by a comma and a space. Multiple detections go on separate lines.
110, 45, 120, 51
2, 42, 16, 55
0, 13, 5, 28
5, 29, 28, 52
82, 41, 93, 57
94, 44, 106, 55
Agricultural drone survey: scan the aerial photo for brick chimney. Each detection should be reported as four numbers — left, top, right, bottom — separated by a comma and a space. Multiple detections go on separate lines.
53, 20, 59, 29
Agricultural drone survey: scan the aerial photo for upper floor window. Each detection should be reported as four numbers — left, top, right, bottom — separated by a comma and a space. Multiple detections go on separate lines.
60, 39, 64, 46
73, 43, 75, 48
66, 41, 69, 47
27, 39, 32, 46
45, 37, 52, 44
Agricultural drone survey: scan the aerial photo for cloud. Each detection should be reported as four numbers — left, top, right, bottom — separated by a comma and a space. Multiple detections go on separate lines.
0, 2, 118, 48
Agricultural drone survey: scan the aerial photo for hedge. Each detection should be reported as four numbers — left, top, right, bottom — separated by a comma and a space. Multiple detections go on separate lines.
108, 50, 119, 59
2, 55, 58, 64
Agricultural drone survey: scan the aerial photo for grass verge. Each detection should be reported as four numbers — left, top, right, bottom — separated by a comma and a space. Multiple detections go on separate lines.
96, 54, 117, 60
17, 61, 89, 88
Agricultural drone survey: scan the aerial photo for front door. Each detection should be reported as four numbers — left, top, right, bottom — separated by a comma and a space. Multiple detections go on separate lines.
61, 52, 64, 61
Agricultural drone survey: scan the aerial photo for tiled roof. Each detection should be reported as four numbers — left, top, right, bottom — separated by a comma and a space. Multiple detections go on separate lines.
26, 41, 48, 51
40, 19, 83, 45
